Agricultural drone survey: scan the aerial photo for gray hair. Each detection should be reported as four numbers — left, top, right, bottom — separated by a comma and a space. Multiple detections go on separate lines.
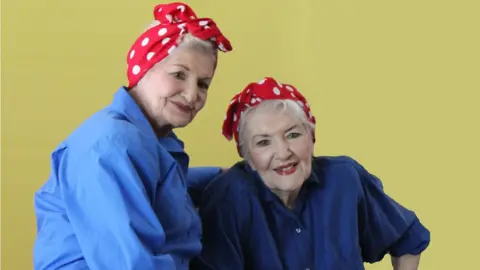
238, 99, 315, 159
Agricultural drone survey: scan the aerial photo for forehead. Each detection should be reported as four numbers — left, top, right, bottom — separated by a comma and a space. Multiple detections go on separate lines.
163, 47, 216, 77
246, 109, 302, 136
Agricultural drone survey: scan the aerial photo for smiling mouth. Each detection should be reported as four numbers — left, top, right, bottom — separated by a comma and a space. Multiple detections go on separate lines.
274, 162, 298, 175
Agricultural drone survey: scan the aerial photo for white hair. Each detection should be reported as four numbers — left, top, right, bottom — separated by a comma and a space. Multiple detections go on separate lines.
145, 20, 217, 59
237, 99, 315, 159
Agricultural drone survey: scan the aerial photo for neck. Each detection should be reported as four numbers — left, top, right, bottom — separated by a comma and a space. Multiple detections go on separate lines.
273, 189, 300, 209
142, 109, 173, 138
154, 124, 173, 138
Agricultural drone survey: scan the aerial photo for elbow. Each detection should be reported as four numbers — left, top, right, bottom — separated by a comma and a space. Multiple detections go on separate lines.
390, 218, 431, 257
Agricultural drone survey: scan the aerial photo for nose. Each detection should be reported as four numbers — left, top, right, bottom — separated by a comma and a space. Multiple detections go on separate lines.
182, 80, 199, 104
275, 139, 292, 160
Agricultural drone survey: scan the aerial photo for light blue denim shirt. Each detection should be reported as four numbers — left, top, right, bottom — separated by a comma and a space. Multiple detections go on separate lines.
33, 87, 221, 270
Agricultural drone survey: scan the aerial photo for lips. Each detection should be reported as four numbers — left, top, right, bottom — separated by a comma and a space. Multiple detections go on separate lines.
274, 162, 298, 175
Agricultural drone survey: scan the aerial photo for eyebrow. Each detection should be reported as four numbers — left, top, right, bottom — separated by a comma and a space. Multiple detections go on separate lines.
252, 124, 299, 139
174, 64, 190, 71
173, 64, 212, 81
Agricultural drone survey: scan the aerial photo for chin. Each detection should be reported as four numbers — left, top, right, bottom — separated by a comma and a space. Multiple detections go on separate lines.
274, 180, 303, 192
168, 116, 193, 128
284, 184, 304, 192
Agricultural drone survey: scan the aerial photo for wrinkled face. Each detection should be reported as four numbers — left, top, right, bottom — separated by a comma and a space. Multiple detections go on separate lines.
130, 46, 216, 135
245, 108, 314, 193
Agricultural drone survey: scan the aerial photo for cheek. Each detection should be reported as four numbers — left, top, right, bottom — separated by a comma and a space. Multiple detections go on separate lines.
295, 137, 314, 158
143, 72, 181, 98
249, 149, 272, 171
194, 92, 208, 110
292, 140, 314, 172
160, 77, 183, 98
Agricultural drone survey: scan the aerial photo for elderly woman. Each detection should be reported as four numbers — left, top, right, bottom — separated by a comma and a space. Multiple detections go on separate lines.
191, 77, 430, 270
33, 3, 232, 270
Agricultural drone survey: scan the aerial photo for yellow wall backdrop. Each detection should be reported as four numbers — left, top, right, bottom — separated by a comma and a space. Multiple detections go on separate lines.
2, 0, 479, 269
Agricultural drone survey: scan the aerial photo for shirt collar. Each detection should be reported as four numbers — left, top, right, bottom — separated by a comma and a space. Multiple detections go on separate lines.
109, 86, 185, 153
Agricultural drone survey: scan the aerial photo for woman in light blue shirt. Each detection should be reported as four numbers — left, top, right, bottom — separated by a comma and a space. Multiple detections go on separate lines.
33, 3, 233, 270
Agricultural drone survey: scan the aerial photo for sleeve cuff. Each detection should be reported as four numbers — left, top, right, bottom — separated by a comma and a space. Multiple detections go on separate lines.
389, 218, 431, 257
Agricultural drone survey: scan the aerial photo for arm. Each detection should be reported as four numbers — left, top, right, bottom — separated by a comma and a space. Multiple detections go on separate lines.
389, 217, 429, 269
391, 254, 420, 270
353, 160, 430, 267
187, 167, 223, 206
190, 188, 246, 270
187, 167, 223, 189
60, 141, 176, 270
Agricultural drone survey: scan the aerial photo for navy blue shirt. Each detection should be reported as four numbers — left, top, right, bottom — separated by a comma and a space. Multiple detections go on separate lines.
191, 156, 430, 270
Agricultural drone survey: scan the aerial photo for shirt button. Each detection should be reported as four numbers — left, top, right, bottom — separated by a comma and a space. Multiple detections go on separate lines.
296, 228, 302, 233
305, 268, 310, 270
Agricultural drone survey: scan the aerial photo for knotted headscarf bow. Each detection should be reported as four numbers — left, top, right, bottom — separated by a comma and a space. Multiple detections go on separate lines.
222, 77, 316, 155
126, 2, 233, 88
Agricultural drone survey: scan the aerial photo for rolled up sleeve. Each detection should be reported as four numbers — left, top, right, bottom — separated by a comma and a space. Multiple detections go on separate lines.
388, 218, 430, 257
354, 160, 431, 263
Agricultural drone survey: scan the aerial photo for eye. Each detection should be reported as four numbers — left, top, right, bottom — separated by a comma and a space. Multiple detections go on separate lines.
255, 139, 270, 147
198, 81, 210, 90
286, 132, 301, 139
171, 71, 186, 80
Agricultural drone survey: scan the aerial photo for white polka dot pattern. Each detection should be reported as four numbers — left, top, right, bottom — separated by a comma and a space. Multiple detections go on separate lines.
146, 52, 155, 60
132, 65, 141, 75
273, 87, 281, 95
158, 28, 167, 36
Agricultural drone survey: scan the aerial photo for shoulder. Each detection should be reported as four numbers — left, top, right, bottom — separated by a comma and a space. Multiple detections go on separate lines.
313, 155, 365, 177
56, 110, 159, 166
73, 109, 153, 147
314, 155, 377, 174
203, 161, 258, 206
52, 112, 163, 190
313, 155, 380, 190
313, 155, 364, 170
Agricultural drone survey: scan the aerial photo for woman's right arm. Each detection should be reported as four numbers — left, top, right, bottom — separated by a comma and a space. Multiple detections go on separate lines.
58, 139, 176, 270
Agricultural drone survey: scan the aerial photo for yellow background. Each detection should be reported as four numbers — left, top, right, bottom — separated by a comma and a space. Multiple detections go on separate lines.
2, 0, 479, 269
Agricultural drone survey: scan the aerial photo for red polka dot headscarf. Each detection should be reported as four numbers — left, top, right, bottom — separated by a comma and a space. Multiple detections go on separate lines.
126, 2, 233, 88
222, 77, 316, 154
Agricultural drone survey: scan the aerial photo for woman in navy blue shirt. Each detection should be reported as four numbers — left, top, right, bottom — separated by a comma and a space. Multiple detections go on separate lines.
191, 77, 430, 270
